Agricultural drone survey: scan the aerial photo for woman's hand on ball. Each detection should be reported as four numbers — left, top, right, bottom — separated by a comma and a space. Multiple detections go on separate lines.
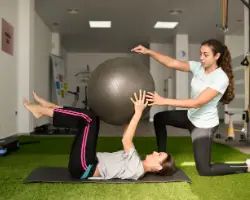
130, 90, 148, 114
146, 91, 166, 106
131, 45, 149, 54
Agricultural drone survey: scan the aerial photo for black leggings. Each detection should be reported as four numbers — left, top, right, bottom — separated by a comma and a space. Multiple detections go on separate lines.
154, 110, 248, 176
53, 106, 100, 179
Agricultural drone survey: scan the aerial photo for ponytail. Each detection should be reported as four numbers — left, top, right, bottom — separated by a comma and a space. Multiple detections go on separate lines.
219, 45, 235, 104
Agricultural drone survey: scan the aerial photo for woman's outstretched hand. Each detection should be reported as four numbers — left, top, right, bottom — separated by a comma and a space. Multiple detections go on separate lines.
146, 91, 166, 106
131, 45, 149, 54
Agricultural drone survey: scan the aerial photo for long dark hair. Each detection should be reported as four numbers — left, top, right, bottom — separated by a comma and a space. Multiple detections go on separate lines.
201, 39, 235, 104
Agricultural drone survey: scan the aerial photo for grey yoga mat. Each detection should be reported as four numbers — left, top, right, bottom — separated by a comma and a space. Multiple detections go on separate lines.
23, 167, 191, 184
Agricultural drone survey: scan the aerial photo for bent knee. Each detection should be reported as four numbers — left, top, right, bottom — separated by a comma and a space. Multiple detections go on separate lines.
196, 165, 213, 176
153, 112, 166, 122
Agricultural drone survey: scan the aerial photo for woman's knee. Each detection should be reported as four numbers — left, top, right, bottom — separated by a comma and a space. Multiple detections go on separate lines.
195, 163, 213, 176
153, 111, 167, 123
197, 169, 211, 176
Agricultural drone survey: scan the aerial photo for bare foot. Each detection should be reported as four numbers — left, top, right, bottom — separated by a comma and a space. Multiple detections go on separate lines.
246, 159, 250, 172
33, 91, 53, 108
23, 99, 43, 119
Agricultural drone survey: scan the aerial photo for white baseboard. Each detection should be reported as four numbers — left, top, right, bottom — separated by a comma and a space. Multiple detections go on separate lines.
19, 132, 31, 136
0, 133, 19, 140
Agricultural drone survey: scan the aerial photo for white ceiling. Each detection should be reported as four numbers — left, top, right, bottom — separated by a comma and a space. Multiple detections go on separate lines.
35, 0, 245, 53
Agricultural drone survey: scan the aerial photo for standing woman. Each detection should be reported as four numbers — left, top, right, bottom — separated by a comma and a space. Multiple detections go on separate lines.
132, 39, 250, 176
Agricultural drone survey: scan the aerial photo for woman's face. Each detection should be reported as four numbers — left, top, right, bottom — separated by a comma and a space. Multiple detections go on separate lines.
200, 45, 220, 68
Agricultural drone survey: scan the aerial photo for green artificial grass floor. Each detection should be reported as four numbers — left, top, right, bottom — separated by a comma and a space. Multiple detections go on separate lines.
0, 136, 250, 200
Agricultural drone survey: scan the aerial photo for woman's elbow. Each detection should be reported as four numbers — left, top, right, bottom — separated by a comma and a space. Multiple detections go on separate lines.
192, 101, 203, 108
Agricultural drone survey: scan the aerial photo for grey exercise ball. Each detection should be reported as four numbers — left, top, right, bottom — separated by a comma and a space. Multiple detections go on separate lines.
87, 57, 155, 126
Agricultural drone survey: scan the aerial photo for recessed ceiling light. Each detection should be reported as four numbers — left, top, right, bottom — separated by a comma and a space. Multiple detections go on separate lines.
89, 21, 111, 28
154, 22, 178, 29
169, 9, 183, 15
67, 9, 80, 14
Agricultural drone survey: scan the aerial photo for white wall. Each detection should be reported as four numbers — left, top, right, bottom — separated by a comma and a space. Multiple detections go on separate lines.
187, 42, 200, 114
65, 53, 148, 108
61, 47, 68, 78
149, 43, 175, 121
225, 36, 245, 57
33, 12, 52, 127
16, 0, 36, 134
189, 44, 200, 97
175, 34, 189, 109
0, 0, 18, 139
189, 44, 200, 60
0, 0, 55, 136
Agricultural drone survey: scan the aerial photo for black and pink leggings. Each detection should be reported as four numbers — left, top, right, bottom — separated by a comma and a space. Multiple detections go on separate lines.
53, 106, 100, 179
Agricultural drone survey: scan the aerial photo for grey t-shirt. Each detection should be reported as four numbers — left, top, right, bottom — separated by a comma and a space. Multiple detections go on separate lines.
96, 145, 145, 180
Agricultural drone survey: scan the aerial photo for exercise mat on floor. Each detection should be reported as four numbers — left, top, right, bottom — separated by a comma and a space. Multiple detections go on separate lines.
23, 167, 191, 184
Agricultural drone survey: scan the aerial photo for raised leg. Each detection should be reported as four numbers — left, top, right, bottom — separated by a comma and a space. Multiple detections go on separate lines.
68, 112, 100, 179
